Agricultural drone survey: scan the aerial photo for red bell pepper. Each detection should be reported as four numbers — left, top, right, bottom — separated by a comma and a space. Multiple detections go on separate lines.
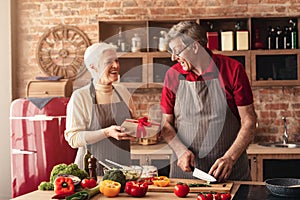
52, 176, 75, 199
125, 181, 148, 197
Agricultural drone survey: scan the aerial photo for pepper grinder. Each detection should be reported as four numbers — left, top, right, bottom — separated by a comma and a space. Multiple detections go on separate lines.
88, 155, 97, 181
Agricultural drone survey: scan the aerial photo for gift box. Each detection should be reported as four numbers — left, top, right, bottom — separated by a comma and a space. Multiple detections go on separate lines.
121, 117, 160, 139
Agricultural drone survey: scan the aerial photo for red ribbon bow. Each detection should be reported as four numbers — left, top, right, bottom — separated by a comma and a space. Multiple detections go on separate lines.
137, 117, 151, 138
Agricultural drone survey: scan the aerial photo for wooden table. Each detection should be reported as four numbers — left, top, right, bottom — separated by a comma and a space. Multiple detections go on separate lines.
11, 181, 265, 200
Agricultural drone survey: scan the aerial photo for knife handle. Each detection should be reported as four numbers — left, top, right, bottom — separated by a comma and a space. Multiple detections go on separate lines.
190, 165, 195, 171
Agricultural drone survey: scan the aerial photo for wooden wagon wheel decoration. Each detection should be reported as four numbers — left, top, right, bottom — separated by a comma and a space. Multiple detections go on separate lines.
37, 25, 91, 80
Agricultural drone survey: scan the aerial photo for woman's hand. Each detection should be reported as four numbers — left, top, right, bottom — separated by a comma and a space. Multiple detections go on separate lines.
103, 125, 135, 141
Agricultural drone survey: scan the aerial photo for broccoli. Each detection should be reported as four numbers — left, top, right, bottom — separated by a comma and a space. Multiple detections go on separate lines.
38, 163, 89, 191
50, 163, 89, 183
38, 181, 54, 190
102, 169, 126, 192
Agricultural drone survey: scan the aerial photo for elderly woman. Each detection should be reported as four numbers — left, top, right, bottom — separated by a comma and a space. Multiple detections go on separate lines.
65, 42, 136, 175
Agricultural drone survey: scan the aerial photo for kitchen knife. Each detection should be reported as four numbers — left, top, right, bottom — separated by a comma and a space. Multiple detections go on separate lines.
191, 166, 217, 182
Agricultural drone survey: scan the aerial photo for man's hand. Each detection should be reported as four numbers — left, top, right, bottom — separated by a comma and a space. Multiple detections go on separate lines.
208, 155, 234, 182
177, 149, 195, 172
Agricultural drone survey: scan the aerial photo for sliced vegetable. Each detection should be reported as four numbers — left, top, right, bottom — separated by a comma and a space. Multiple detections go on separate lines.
140, 177, 154, 185
152, 176, 170, 187
102, 169, 126, 192
99, 180, 121, 197
188, 183, 211, 187
125, 181, 148, 197
52, 176, 75, 199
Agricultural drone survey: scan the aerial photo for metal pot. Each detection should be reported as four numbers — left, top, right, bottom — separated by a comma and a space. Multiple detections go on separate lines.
265, 178, 300, 197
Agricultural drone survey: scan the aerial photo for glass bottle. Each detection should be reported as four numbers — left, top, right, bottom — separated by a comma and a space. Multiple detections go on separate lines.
289, 19, 297, 49
267, 26, 276, 50
83, 148, 91, 174
275, 26, 283, 49
283, 26, 291, 49
253, 28, 264, 49
117, 26, 124, 52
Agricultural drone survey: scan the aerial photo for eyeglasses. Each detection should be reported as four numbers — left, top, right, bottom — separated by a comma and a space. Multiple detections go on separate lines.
168, 42, 192, 57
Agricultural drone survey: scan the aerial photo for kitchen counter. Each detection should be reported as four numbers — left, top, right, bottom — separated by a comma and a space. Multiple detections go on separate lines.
131, 143, 300, 181
247, 143, 300, 181
247, 143, 300, 154
11, 181, 265, 200
131, 143, 300, 156
131, 142, 172, 155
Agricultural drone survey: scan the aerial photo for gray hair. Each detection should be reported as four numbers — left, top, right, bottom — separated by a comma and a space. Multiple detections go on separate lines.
167, 21, 207, 47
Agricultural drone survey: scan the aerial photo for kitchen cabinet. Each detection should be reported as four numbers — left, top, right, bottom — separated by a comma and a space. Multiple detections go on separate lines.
247, 144, 300, 181
251, 49, 300, 86
99, 16, 299, 88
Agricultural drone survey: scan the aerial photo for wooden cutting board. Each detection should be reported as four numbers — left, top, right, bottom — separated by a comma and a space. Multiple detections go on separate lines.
148, 178, 233, 193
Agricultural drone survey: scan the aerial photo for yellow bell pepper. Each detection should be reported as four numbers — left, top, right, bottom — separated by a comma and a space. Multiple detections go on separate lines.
99, 180, 121, 197
152, 176, 170, 187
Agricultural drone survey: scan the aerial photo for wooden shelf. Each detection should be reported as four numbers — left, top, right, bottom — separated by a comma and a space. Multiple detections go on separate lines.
99, 17, 300, 88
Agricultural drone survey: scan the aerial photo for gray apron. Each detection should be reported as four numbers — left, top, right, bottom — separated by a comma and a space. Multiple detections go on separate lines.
74, 81, 132, 175
170, 74, 251, 181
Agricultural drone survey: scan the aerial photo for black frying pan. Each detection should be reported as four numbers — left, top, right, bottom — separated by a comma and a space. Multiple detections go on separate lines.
265, 178, 300, 197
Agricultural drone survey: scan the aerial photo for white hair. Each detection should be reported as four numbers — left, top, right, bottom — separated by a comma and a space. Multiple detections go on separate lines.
84, 42, 117, 83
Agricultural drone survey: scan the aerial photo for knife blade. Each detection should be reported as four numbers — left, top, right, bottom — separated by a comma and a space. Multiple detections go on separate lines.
192, 166, 217, 182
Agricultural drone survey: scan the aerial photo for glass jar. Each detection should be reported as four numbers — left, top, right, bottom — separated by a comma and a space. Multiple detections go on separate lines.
131, 33, 141, 52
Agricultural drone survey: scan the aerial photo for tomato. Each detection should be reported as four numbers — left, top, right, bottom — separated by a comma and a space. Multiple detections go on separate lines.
152, 176, 170, 187
214, 192, 231, 200
220, 193, 231, 200
125, 181, 148, 197
197, 192, 214, 200
214, 193, 221, 200
205, 193, 213, 200
197, 193, 207, 200
81, 178, 97, 189
174, 182, 189, 197
99, 180, 121, 197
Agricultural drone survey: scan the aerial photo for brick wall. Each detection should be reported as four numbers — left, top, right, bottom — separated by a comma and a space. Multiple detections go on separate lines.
11, 0, 300, 143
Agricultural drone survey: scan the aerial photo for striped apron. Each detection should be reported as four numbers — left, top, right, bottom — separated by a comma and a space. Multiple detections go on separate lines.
74, 81, 132, 175
170, 75, 251, 181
